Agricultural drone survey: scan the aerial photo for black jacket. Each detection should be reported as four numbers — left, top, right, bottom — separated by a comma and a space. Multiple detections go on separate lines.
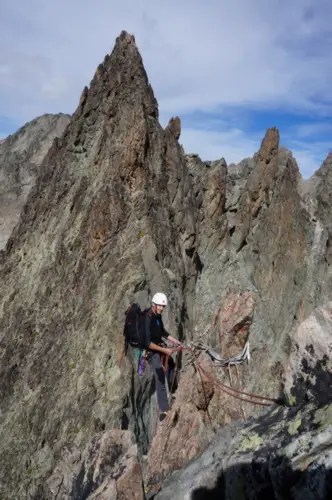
144, 308, 169, 347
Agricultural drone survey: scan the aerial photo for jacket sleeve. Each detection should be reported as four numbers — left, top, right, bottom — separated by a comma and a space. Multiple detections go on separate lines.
144, 312, 152, 348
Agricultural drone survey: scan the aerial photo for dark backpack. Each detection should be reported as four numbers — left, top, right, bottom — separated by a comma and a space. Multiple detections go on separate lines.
123, 303, 149, 350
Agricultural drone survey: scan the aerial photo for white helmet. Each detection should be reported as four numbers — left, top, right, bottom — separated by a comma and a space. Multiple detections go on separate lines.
152, 292, 168, 306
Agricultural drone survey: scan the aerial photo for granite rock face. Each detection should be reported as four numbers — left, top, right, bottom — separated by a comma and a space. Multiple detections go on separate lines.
46, 430, 144, 500
0, 113, 70, 249
0, 30, 332, 500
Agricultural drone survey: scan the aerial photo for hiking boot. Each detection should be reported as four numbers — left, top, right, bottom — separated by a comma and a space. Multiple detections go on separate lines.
159, 411, 168, 423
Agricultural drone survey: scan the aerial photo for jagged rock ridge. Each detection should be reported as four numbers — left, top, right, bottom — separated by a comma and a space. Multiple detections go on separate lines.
0, 30, 331, 499
0, 30, 201, 499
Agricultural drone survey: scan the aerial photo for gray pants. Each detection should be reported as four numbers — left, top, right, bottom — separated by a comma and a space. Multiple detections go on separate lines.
149, 352, 172, 413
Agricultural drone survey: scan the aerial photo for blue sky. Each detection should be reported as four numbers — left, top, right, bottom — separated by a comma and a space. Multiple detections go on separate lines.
1, 0, 332, 178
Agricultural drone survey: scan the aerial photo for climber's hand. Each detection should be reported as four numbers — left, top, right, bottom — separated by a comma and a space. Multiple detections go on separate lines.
173, 340, 184, 348
168, 336, 183, 348
164, 347, 175, 356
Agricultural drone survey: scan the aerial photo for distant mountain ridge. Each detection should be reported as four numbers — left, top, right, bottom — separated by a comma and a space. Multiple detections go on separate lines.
0, 113, 70, 249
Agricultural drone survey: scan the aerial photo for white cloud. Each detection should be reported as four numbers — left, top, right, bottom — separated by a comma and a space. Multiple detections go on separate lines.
289, 122, 332, 138
1, 0, 332, 120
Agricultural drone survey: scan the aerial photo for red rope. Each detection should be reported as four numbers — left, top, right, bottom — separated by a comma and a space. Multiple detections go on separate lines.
196, 362, 273, 407
181, 345, 281, 406
151, 340, 282, 439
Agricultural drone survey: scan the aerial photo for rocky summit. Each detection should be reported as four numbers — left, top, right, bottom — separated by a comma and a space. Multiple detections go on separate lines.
0, 31, 331, 500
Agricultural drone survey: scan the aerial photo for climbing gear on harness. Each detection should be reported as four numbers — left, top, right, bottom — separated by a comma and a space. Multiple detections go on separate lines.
152, 292, 168, 306
135, 349, 141, 365
136, 349, 148, 376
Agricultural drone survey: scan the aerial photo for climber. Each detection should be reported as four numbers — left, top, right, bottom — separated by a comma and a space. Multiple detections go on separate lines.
145, 292, 183, 422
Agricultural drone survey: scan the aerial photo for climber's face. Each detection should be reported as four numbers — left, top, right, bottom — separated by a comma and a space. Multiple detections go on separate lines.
156, 304, 165, 315
152, 303, 165, 315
